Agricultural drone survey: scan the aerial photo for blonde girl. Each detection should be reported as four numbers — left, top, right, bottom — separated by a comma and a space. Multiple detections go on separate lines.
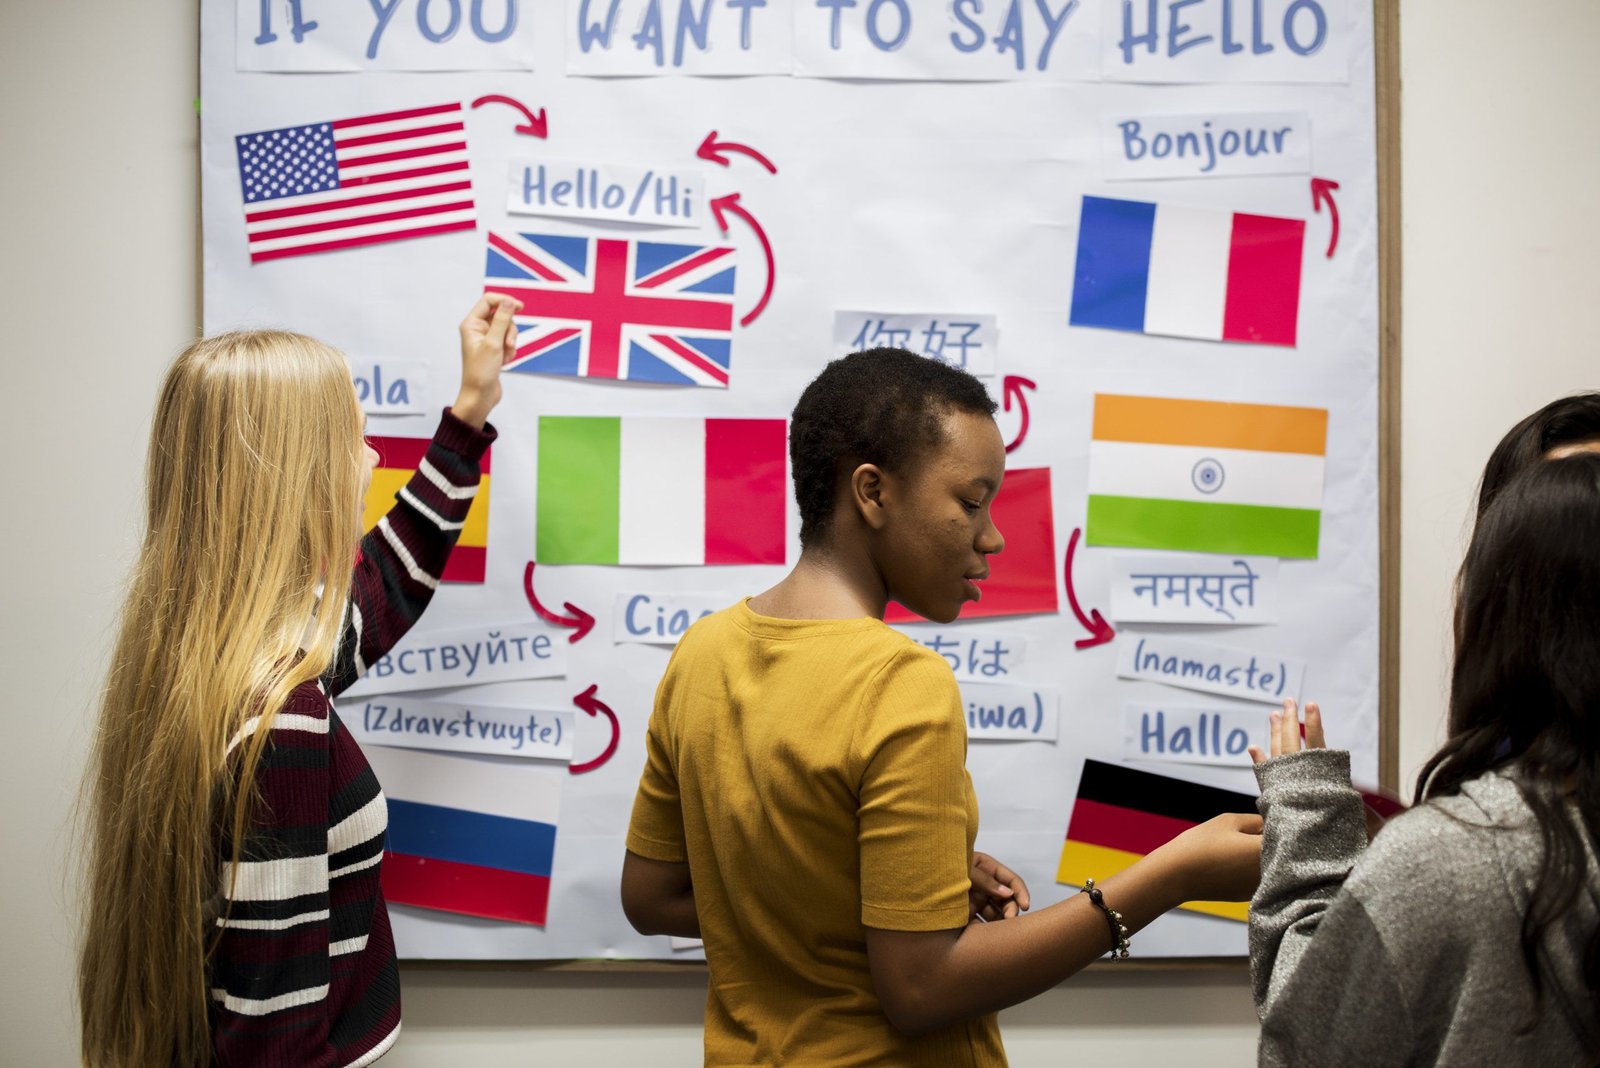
78, 295, 518, 1067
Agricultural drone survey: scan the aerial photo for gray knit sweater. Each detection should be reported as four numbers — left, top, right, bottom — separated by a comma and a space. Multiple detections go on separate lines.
1250, 748, 1599, 1067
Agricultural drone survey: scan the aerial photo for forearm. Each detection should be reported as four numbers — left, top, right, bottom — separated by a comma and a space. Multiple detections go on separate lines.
626, 891, 701, 939
873, 850, 1186, 1033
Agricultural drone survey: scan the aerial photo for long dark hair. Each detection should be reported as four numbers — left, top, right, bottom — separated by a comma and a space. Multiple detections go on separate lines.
1477, 391, 1600, 518
1417, 453, 1600, 1031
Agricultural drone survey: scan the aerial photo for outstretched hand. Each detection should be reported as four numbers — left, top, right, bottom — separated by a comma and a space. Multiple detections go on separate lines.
452, 292, 521, 428
969, 851, 1030, 922
1248, 699, 1326, 764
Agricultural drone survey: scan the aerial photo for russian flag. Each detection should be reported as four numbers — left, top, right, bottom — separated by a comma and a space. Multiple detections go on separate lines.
1070, 195, 1305, 347
364, 744, 561, 926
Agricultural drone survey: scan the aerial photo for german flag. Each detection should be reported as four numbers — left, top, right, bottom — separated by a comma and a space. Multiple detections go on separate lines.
363, 435, 491, 583
1056, 759, 1258, 922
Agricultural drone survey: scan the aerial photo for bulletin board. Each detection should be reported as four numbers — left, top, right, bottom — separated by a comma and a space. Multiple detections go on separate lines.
200, 0, 1398, 961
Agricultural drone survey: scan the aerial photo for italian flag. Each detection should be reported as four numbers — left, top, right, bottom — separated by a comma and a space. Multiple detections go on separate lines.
536, 416, 787, 566
1086, 394, 1327, 559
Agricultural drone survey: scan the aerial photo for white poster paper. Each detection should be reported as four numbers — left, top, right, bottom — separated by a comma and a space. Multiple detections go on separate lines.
835, 312, 998, 376
508, 158, 705, 228
896, 626, 1027, 683
794, 0, 1098, 80
1116, 632, 1303, 704
351, 357, 430, 416
1101, 112, 1311, 181
961, 682, 1059, 742
344, 695, 576, 761
566, 0, 795, 76
343, 620, 569, 697
237, 0, 540, 71
613, 592, 730, 646
1110, 554, 1278, 625
1100, 0, 1350, 84
1122, 703, 1266, 767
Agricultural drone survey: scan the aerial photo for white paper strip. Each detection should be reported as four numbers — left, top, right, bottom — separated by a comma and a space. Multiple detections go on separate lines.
507, 159, 704, 228
1088, 441, 1326, 510
344, 620, 568, 697
343, 696, 574, 761
613, 592, 731, 645
1100, 0, 1350, 84
1110, 554, 1278, 624
834, 311, 998, 376
238, 1, 540, 72
1144, 204, 1232, 341
793, 0, 1098, 81
1116, 632, 1303, 705
566, 0, 794, 75
960, 682, 1059, 742
1122, 703, 1267, 767
1102, 112, 1312, 181
895, 626, 1027, 683
350, 358, 429, 416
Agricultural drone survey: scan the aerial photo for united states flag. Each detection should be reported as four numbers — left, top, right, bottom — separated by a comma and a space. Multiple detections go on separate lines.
234, 103, 476, 264
484, 230, 737, 388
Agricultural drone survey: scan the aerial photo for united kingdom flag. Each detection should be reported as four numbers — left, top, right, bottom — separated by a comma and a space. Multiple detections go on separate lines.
484, 230, 737, 388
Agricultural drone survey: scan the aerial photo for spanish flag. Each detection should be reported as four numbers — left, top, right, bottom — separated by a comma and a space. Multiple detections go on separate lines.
363, 435, 491, 583
1056, 759, 1258, 922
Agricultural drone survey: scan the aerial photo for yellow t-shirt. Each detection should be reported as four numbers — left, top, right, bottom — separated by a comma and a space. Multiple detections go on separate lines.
626, 600, 1007, 1068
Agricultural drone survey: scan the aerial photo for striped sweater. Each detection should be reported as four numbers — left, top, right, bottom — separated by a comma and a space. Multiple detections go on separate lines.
208, 409, 494, 1067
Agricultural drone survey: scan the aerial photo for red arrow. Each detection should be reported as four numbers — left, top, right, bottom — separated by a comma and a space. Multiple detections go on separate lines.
569, 684, 620, 775
696, 130, 778, 174
522, 562, 596, 643
1064, 527, 1116, 650
1001, 375, 1036, 455
1311, 177, 1341, 258
709, 193, 774, 328
470, 94, 548, 138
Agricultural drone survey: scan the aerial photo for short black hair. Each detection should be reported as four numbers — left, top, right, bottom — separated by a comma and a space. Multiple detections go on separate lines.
1478, 392, 1600, 518
789, 348, 998, 546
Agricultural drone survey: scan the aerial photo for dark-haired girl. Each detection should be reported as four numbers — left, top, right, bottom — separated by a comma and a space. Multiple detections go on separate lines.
622, 349, 1263, 1066
1248, 455, 1600, 1066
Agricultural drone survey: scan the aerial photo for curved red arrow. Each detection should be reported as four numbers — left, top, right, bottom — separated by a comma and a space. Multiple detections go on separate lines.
471, 94, 548, 138
523, 562, 596, 643
1064, 527, 1116, 650
696, 130, 778, 175
1002, 375, 1036, 455
569, 684, 620, 775
1311, 177, 1341, 258
709, 193, 774, 328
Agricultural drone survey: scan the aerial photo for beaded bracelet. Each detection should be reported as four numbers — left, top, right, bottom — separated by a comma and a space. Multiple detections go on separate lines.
1080, 878, 1131, 960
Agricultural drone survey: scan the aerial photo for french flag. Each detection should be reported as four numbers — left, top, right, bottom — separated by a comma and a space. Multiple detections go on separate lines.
364, 744, 561, 926
1070, 195, 1305, 347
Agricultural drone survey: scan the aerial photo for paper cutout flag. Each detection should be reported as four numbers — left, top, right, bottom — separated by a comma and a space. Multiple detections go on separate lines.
235, 103, 475, 264
363, 435, 490, 583
1070, 195, 1305, 346
1057, 758, 1258, 923
1087, 394, 1327, 559
886, 466, 1060, 623
364, 744, 561, 926
537, 416, 785, 565
485, 230, 737, 388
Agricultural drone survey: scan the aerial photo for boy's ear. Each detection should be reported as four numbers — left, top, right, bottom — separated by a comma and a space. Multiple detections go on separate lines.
851, 463, 891, 531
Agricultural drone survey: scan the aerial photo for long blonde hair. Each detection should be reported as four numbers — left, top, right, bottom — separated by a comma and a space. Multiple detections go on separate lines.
79, 331, 366, 1067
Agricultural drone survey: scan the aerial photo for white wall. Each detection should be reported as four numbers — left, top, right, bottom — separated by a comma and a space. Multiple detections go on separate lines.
4, 0, 1596, 1062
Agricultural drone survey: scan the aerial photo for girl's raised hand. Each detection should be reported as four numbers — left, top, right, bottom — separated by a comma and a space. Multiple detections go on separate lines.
452, 293, 522, 429
1248, 699, 1326, 764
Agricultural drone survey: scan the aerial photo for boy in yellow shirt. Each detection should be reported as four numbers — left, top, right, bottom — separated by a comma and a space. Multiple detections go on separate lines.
623, 349, 1262, 1066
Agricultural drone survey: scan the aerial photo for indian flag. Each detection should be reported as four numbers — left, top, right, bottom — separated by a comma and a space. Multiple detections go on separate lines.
1087, 394, 1327, 559
537, 416, 787, 566
364, 435, 490, 583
